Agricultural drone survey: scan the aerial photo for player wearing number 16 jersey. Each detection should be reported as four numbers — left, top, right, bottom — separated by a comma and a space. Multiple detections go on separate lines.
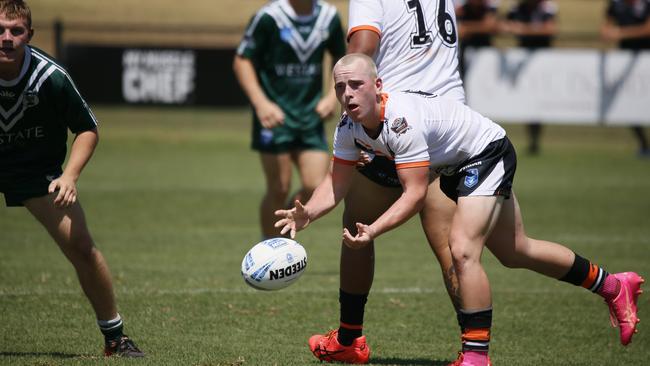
348, 0, 465, 102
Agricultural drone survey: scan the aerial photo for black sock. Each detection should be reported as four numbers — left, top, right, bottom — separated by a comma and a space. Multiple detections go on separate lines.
337, 289, 368, 346
559, 253, 608, 293
98, 314, 124, 343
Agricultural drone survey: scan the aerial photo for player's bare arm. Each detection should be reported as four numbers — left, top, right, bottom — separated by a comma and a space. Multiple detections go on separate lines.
343, 165, 429, 249
275, 161, 355, 238
503, 19, 556, 37
616, 18, 650, 40
50, 128, 98, 208
347, 29, 380, 57
232, 55, 285, 128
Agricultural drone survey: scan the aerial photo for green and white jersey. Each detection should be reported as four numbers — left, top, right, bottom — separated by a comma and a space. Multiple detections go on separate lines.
237, 0, 346, 130
0, 46, 98, 181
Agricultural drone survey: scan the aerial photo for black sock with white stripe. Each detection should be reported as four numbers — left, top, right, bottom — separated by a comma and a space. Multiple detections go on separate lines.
98, 314, 124, 343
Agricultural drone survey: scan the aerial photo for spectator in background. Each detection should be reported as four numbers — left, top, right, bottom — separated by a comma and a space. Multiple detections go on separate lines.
233, 0, 346, 238
601, 0, 650, 158
501, 0, 558, 155
455, 0, 500, 78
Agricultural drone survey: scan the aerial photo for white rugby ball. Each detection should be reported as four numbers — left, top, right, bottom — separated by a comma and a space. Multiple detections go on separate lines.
241, 238, 308, 291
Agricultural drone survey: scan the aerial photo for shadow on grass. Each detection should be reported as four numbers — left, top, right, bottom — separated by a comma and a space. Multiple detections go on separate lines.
0, 351, 96, 359
369, 357, 451, 365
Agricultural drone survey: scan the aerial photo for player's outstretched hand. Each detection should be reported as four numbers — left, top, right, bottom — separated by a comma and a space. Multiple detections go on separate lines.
274, 200, 310, 239
255, 99, 285, 129
342, 222, 374, 249
48, 175, 77, 208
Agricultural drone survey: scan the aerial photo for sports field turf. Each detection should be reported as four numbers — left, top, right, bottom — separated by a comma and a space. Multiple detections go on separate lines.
0, 107, 648, 365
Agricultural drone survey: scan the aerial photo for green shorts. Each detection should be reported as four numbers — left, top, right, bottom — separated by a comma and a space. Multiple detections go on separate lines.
251, 121, 328, 153
0, 169, 61, 207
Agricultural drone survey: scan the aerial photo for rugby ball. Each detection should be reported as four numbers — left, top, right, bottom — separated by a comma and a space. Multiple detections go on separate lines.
241, 238, 307, 291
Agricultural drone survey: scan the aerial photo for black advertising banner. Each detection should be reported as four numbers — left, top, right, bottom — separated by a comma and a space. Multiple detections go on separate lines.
63, 45, 248, 106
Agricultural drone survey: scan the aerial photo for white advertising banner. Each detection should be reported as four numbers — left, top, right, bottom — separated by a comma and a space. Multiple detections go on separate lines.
464, 48, 650, 125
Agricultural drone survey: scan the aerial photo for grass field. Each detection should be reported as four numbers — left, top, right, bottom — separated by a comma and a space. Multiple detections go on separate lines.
0, 107, 649, 365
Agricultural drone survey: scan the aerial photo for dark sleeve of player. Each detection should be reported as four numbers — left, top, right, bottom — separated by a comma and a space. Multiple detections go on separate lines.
327, 12, 347, 61
56, 72, 98, 134
237, 12, 273, 65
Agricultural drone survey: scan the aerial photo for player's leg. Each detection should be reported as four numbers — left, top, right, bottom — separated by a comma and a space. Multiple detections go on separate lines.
25, 194, 116, 320
487, 192, 644, 346
448, 195, 503, 366
526, 122, 542, 155
451, 196, 502, 308
309, 171, 401, 364
631, 125, 650, 157
340, 172, 401, 326
419, 176, 460, 310
444, 137, 523, 366
485, 192, 574, 277
291, 149, 330, 204
24, 193, 143, 357
259, 152, 293, 238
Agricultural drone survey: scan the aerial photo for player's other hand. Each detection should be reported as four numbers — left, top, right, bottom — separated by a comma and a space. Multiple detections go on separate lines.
255, 100, 285, 129
342, 222, 375, 249
48, 175, 78, 208
356, 151, 372, 169
274, 200, 310, 239
315, 95, 338, 120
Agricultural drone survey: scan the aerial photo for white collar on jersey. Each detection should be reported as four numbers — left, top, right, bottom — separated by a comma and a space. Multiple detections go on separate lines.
278, 0, 318, 23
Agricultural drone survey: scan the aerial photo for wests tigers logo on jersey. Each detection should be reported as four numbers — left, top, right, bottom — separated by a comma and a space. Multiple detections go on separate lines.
390, 117, 411, 136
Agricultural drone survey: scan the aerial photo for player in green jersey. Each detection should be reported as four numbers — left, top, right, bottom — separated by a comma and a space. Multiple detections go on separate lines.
0, 0, 143, 357
234, 0, 346, 238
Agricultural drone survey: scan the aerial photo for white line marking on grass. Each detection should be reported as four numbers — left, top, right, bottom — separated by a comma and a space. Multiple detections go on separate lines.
0, 286, 577, 297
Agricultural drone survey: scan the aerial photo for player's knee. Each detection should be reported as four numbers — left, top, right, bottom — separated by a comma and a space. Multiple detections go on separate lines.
266, 184, 291, 202
63, 232, 96, 263
449, 238, 480, 273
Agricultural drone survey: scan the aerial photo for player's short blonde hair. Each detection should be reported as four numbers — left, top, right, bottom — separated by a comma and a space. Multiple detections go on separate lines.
0, 0, 31, 29
333, 53, 378, 79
